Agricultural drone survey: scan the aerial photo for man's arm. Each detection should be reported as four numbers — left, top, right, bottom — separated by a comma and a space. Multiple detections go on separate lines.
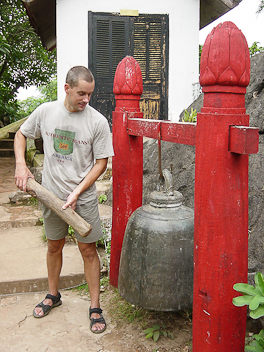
62, 158, 108, 210
14, 130, 34, 192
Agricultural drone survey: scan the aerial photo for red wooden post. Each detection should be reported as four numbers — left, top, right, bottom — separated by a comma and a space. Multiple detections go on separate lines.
110, 56, 144, 287
192, 22, 254, 351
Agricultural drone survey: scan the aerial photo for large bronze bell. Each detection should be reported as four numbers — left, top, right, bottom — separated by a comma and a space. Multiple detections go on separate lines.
118, 169, 194, 311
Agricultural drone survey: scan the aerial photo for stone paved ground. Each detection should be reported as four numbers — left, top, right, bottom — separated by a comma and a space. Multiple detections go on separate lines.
0, 157, 17, 193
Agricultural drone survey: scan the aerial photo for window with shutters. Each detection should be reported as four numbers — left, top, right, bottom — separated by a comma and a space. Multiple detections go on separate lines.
88, 12, 168, 126
134, 20, 162, 82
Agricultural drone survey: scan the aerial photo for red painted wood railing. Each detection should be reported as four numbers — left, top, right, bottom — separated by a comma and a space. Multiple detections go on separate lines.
110, 22, 259, 351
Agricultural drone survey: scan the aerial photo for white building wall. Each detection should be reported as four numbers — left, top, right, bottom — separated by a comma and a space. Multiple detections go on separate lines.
57, 0, 199, 122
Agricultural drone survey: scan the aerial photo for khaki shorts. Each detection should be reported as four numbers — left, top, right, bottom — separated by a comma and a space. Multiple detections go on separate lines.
42, 198, 103, 243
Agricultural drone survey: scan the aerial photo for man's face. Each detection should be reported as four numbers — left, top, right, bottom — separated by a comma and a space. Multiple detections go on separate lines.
64, 79, 95, 112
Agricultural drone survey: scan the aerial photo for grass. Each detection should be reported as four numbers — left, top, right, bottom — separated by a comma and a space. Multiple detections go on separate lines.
71, 275, 109, 296
108, 288, 150, 324
72, 283, 90, 295
27, 196, 38, 206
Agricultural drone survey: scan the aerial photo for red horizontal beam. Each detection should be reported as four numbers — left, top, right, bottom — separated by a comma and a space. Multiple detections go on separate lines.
229, 126, 259, 154
127, 118, 196, 146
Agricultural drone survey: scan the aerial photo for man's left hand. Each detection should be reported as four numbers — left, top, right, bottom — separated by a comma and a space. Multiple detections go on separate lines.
62, 191, 79, 211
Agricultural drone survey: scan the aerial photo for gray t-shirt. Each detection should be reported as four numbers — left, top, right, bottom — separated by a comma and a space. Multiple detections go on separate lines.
20, 101, 114, 205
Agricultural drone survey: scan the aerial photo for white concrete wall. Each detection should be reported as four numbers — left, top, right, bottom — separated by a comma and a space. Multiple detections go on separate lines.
56, 0, 200, 121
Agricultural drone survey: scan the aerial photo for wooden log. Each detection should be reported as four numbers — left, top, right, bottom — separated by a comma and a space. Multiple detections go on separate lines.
26, 178, 92, 237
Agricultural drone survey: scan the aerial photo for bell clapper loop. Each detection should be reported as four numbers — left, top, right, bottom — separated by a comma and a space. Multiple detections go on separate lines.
162, 169, 174, 196
158, 122, 163, 180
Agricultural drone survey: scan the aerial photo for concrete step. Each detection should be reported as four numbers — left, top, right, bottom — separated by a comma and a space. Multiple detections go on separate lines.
0, 139, 14, 149
0, 149, 14, 157
8, 131, 16, 139
0, 226, 87, 295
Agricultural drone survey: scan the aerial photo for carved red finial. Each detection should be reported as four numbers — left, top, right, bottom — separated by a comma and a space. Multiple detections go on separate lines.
200, 21, 250, 90
113, 56, 143, 96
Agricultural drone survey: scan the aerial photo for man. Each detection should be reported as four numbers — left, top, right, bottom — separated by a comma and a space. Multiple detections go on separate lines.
14, 66, 114, 333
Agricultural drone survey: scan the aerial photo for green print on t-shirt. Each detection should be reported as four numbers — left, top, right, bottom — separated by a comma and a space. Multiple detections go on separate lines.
53, 129, 75, 155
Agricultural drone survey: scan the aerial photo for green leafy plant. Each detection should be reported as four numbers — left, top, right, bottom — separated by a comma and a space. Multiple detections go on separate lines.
105, 241, 111, 255
233, 272, 264, 319
98, 194, 107, 204
41, 233, 47, 242
245, 330, 264, 351
68, 225, 75, 237
183, 108, 197, 123
233, 272, 264, 351
100, 275, 109, 287
144, 324, 174, 342
96, 224, 111, 256
249, 41, 264, 57
27, 196, 38, 206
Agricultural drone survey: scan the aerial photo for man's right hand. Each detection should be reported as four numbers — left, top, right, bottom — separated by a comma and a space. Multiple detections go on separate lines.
14, 130, 34, 192
15, 163, 34, 192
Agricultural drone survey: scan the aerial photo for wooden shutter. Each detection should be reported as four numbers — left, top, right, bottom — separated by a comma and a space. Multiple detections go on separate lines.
88, 13, 130, 127
133, 16, 166, 120
96, 19, 110, 79
134, 20, 162, 82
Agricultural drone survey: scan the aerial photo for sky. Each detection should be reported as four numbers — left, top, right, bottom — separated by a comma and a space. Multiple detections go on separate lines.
17, 85, 40, 101
199, 0, 264, 47
17, 0, 264, 100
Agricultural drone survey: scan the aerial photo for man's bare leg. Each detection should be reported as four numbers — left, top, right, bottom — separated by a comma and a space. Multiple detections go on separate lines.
78, 241, 105, 332
34, 238, 65, 317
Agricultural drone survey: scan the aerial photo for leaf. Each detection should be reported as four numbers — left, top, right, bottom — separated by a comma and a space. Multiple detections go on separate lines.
258, 330, 264, 339
256, 273, 264, 296
233, 295, 254, 306
255, 334, 264, 343
162, 331, 167, 338
144, 328, 154, 335
247, 339, 264, 352
250, 305, 264, 319
233, 283, 260, 296
255, 342, 264, 352
153, 330, 160, 342
258, 338, 264, 348
245, 346, 257, 351
145, 332, 153, 339
169, 332, 174, 340
152, 325, 160, 331
245, 346, 258, 352
249, 296, 264, 310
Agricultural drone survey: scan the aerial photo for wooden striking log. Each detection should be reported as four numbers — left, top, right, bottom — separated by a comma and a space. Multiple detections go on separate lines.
26, 177, 92, 237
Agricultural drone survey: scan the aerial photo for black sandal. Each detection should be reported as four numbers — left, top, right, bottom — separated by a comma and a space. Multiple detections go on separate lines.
89, 307, 107, 334
33, 292, 62, 318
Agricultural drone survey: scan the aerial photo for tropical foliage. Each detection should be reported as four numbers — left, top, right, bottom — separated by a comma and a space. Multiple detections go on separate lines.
258, 0, 264, 13
0, 0, 56, 124
18, 78, 57, 118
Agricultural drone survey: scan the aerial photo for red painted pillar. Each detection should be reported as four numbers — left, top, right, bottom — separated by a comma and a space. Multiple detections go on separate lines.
110, 56, 144, 287
192, 22, 251, 351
